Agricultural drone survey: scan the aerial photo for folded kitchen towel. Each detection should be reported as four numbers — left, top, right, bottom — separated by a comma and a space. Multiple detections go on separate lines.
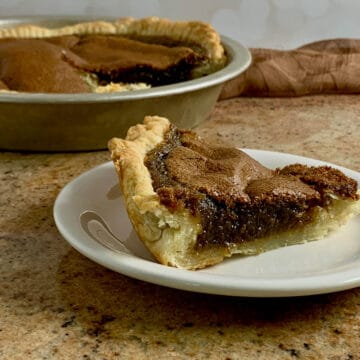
219, 39, 360, 99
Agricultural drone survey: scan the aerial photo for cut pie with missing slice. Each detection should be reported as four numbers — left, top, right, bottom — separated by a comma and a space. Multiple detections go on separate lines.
0, 17, 226, 93
108, 116, 360, 270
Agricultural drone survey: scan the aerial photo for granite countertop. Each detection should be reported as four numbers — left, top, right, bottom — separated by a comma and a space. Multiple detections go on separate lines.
1, 95, 359, 359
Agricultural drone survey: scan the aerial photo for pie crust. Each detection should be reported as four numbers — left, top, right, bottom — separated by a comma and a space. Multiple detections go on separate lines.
0, 17, 226, 93
108, 116, 360, 270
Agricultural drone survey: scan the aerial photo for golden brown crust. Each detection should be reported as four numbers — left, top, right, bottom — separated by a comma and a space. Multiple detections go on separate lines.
109, 116, 360, 270
0, 17, 225, 73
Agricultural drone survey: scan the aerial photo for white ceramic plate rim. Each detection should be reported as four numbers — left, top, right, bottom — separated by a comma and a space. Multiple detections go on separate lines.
53, 149, 360, 297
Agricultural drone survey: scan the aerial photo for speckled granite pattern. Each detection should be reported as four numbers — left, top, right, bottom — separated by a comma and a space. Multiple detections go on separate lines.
0, 95, 359, 360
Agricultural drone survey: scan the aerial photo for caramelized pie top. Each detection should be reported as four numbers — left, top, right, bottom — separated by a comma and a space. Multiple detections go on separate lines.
0, 17, 226, 93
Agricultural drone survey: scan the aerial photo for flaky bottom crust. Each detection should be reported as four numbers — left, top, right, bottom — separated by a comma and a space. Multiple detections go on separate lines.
109, 116, 360, 269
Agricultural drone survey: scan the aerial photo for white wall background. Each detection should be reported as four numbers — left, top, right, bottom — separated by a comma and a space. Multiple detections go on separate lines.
1, 0, 360, 49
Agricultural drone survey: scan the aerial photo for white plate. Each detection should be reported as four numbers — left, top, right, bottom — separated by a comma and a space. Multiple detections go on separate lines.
53, 150, 360, 297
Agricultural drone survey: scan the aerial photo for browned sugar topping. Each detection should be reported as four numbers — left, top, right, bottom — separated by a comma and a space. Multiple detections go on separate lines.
0, 35, 199, 93
0, 38, 90, 93
64, 35, 195, 72
145, 125, 358, 248
279, 163, 359, 199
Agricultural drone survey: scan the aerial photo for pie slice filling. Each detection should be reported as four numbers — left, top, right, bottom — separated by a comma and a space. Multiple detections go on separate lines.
109, 116, 360, 269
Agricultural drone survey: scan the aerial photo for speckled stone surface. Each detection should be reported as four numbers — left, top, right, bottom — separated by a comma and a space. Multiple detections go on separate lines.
1, 95, 359, 360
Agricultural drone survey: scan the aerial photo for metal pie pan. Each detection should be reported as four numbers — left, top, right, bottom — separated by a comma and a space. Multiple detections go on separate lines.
0, 17, 251, 151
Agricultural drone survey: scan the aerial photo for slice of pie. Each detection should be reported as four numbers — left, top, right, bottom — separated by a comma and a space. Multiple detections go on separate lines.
108, 116, 360, 270
0, 17, 226, 93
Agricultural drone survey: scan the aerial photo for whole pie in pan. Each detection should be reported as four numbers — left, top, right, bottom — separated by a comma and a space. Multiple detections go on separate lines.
0, 17, 226, 93
108, 116, 360, 270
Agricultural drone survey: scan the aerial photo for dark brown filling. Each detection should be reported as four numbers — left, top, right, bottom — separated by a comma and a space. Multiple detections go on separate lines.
0, 34, 203, 93
145, 126, 359, 248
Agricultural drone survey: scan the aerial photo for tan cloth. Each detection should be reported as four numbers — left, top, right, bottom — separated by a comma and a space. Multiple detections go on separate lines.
219, 39, 360, 99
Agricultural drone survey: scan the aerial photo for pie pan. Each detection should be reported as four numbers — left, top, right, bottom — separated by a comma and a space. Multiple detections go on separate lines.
0, 17, 251, 151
